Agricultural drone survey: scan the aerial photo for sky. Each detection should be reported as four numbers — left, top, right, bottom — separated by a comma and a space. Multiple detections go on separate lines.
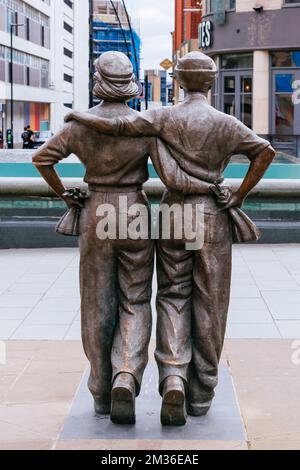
125, 0, 174, 72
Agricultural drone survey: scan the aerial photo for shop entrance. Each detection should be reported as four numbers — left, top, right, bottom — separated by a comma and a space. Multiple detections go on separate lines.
221, 72, 253, 128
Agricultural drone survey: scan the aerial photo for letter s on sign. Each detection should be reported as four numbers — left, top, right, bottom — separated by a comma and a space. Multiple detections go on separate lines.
205, 21, 211, 48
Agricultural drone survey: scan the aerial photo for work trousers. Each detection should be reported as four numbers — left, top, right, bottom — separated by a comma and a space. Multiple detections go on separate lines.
79, 188, 154, 406
155, 191, 232, 413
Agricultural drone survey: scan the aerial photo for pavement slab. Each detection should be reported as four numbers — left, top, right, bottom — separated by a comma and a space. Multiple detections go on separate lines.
0, 245, 300, 340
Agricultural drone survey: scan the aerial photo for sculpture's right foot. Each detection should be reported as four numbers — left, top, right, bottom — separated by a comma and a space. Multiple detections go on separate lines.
161, 376, 187, 426
111, 373, 136, 425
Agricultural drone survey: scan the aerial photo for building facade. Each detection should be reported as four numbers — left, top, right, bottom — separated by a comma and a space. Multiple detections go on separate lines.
173, 0, 202, 103
92, 0, 141, 108
200, 0, 300, 157
144, 69, 169, 108
0, 0, 89, 146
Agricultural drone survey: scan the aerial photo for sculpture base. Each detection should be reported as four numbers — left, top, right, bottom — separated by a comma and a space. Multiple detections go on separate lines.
60, 364, 245, 442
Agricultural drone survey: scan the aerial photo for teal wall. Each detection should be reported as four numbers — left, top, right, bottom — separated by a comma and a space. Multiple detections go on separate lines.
1, 162, 300, 179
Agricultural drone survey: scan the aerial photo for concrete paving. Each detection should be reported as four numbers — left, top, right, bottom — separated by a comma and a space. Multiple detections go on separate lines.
0, 245, 300, 340
0, 340, 299, 450
0, 245, 300, 450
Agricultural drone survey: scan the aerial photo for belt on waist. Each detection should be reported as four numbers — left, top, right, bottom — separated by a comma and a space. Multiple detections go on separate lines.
88, 184, 142, 193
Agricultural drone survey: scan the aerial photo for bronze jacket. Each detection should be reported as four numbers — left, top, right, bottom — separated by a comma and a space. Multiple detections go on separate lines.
33, 102, 210, 194
65, 93, 271, 184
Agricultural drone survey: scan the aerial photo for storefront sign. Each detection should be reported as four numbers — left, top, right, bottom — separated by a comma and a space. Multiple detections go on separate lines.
199, 21, 213, 49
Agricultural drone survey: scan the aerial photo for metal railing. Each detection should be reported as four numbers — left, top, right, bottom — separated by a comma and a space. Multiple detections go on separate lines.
1, 178, 300, 199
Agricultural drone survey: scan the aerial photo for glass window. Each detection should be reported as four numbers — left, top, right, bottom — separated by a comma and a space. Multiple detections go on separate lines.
275, 74, 294, 93
241, 76, 252, 93
240, 76, 252, 129
224, 95, 235, 116
206, 0, 213, 13
275, 95, 294, 135
211, 75, 218, 109
7, 8, 16, 32
206, 0, 236, 13
224, 76, 235, 93
221, 53, 253, 70
272, 51, 300, 68
241, 95, 252, 129
226, 0, 236, 10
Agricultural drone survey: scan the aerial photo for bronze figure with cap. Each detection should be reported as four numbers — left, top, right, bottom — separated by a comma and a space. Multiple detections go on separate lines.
32, 51, 214, 426
66, 51, 275, 426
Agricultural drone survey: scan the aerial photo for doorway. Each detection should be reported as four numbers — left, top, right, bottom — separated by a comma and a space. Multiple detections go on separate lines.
221, 72, 253, 128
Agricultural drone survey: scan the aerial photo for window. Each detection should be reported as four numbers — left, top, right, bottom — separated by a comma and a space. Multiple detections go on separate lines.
64, 0, 73, 8
211, 74, 218, 109
206, 0, 213, 13
64, 73, 73, 84
226, 0, 236, 10
64, 47, 73, 59
41, 25, 45, 47
64, 21, 73, 34
272, 51, 300, 68
7, 8, 16, 33
284, 1, 300, 4
26, 66, 30, 86
26, 17, 30, 40
221, 53, 253, 70
0, 43, 49, 88
271, 51, 300, 137
206, 0, 236, 13
41, 60, 49, 88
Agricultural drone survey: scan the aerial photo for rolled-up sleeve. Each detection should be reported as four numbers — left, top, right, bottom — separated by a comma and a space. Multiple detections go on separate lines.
117, 109, 167, 137
227, 118, 271, 159
32, 124, 72, 167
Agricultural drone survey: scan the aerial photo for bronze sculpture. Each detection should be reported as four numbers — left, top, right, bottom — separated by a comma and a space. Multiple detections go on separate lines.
32, 51, 214, 426
65, 51, 275, 426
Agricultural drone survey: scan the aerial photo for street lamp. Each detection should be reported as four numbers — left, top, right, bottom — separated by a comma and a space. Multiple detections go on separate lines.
89, 0, 94, 109
9, 23, 24, 149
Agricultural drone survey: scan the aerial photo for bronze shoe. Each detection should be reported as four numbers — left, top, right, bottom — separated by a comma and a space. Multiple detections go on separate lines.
94, 396, 111, 415
161, 376, 187, 426
111, 373, 136, 425
187, 404, 211, 417
187, 394, 214, 417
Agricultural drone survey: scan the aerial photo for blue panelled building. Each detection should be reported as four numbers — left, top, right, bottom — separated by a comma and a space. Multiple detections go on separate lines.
92, 0, 141, 108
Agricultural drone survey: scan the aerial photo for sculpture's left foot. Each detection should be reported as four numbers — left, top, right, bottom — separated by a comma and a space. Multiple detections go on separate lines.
161, 376, 187, 426
111, 373, 136, 425
94, 397, 111, 415
187, 405, 211, 417
187, 399, 213, 417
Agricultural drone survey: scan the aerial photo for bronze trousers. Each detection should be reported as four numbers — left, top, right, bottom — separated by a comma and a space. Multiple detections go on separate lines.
155, 192, 232, 414
79, 189, 154, 406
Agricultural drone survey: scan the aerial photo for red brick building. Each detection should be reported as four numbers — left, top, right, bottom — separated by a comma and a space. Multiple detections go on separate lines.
173, 0, 202, 102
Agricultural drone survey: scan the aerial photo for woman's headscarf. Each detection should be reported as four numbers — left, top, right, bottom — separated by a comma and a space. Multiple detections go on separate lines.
93, 51, 140, 102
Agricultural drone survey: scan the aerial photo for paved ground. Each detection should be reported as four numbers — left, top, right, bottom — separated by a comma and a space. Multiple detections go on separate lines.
0, 340, 299, 450
0, 150, 78, 163
0, 245, 300, 450
0, 245, 300, 340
